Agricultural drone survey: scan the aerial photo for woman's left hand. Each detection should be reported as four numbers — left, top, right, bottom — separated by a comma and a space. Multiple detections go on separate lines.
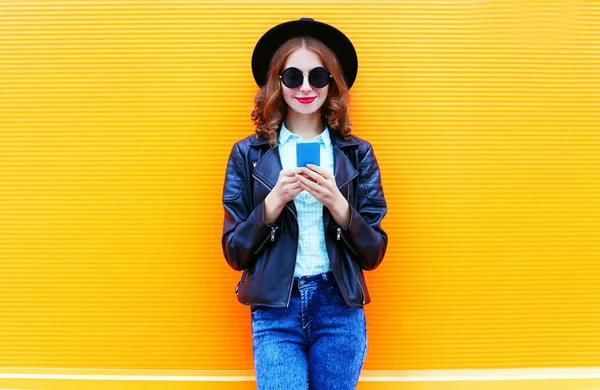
295, 164, 350, 226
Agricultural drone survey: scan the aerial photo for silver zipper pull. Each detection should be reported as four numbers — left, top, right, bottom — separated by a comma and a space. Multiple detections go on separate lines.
337, 227, 341, 240
271, 227, 276, 241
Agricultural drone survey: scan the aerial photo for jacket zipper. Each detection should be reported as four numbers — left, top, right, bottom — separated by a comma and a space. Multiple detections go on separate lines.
252, 173, 298, 220
337, 227, 358, 256
252, 172, 299, 307
254, 225, 279, 255
334, 181, 365, 305
336, 183, 358, 256
334, 229, 365, 305
355, 272, 366, 305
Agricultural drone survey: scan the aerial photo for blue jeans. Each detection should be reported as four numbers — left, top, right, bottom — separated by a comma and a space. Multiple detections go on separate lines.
250, 271, 367, 390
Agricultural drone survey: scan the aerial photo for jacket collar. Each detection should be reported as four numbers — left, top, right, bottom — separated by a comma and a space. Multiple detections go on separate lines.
278, 121, 332, 148
250, 127, 360, 148
251, 127, 361, 190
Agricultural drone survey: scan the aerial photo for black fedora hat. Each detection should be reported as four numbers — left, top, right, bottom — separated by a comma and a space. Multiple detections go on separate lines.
252, 17, 358, 90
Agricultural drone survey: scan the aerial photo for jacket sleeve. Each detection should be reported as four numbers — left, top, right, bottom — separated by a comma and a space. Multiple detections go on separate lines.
221, 143, 281, 271
331, 142, 388, 271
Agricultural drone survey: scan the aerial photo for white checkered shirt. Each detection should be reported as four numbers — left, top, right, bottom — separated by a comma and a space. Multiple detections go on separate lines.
278, 121, 334, 278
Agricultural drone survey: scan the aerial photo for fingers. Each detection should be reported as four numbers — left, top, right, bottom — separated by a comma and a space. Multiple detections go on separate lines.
296, 172, 321, 193
297, 167, 323, 184
306, 164, 334, 180
281, 174, 303, 185
280, 167, 303, 177
281, 178, 303, 190
287, 182, 304, 196
289, 181, 302, 190
277, 168, 319, 189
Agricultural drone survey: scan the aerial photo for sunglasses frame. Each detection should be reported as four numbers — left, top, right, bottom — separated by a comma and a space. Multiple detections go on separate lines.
279, 66, 333, 89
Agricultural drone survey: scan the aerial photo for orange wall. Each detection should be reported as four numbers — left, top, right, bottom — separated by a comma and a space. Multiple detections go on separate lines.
1, 0, 599, 377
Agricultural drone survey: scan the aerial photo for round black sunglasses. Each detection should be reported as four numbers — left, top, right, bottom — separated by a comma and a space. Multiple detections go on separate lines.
279, 66, 332, 89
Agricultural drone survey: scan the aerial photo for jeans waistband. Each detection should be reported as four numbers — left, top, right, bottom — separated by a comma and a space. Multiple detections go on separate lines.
292, 271, 336, 295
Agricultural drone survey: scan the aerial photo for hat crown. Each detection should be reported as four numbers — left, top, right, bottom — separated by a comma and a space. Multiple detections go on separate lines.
251, 18, 358, 89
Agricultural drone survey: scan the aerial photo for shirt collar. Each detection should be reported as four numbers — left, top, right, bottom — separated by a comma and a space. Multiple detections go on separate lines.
279, 121, 331, 148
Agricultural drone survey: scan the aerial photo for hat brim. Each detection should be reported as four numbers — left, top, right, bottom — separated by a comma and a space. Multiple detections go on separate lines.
252, 18, 358, 90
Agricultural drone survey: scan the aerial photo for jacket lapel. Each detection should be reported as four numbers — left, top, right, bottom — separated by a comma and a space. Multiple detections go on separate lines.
251, 144, 282, 190
251, 129, 360, 191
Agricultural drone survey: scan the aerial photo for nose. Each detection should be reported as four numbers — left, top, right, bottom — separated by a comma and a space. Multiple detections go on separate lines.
299, 74, 312, 93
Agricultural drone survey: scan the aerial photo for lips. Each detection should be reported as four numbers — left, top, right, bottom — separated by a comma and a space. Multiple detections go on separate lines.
296, 97, 316, 104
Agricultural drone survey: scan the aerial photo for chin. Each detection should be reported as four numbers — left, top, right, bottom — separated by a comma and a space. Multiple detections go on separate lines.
294, 107, 318, 115
290, 101, 325, 115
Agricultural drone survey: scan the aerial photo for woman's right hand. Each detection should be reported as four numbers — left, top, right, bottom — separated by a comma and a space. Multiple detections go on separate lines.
272, 167, 305, 204
263, 168, 304, 223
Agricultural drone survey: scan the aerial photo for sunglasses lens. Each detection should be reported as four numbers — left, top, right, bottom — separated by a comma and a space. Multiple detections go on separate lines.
281, 68, 303, 88
309, 67, 330, 88
280, 67, 331, 88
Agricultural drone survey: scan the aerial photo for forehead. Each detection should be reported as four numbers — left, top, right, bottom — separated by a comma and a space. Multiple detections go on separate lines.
283, 48, 323, 70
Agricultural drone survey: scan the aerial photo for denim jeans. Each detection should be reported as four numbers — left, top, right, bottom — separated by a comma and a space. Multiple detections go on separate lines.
250, 271, 367, 390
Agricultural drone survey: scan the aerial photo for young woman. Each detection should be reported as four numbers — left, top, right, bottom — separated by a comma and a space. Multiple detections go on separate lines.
222, 17, 388, 390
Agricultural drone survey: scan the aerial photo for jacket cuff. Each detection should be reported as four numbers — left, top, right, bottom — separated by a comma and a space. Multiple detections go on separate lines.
257, 197, 282, 252
223, 198, 280, 271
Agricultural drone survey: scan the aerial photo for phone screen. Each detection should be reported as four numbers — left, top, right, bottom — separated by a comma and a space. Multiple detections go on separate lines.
296, 142, 320, 167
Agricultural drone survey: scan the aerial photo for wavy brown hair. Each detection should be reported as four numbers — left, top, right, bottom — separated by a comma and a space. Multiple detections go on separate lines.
251, 36, 353, 148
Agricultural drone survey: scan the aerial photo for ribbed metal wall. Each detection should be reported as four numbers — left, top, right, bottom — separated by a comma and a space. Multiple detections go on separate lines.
1, 0, 599, 375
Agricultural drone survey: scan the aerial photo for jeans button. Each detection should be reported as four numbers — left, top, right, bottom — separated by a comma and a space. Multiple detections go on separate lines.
299, 280, 305, 286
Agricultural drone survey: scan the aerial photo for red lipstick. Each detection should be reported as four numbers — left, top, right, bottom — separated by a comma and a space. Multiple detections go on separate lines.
296, 97, 316, 104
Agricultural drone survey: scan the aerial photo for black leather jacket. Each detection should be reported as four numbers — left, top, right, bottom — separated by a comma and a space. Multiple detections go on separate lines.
221, 129, 388, 308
